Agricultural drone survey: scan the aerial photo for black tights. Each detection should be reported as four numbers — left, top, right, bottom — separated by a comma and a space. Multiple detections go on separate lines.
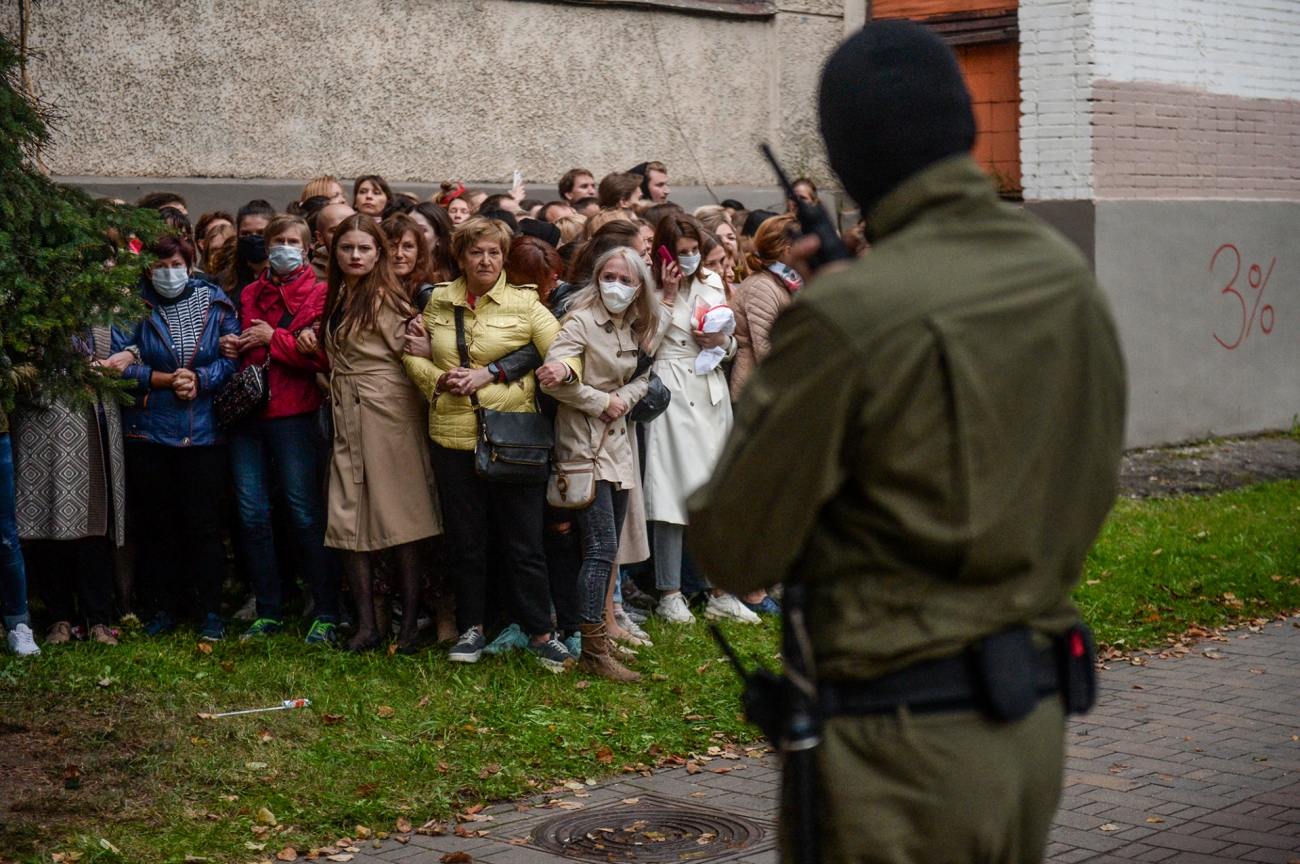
342, 541, 421, 649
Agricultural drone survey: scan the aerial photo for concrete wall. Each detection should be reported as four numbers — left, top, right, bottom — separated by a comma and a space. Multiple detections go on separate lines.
1095, 200, 1300, 446
14, 0, 849, 188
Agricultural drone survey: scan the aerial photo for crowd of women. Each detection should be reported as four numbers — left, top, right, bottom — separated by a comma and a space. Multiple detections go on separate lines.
0, 164, 851, 682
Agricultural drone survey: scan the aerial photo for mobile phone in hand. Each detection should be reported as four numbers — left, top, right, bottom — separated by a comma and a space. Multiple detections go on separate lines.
657, 245, 675, 265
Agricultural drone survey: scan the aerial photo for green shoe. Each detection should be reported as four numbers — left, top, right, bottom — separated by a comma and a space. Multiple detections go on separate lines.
240, 618, 284, 641
483, 623, 528, 655
304, 619, 337, 646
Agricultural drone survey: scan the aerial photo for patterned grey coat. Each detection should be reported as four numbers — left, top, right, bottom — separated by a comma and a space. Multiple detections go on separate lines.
12, 327, 126, 546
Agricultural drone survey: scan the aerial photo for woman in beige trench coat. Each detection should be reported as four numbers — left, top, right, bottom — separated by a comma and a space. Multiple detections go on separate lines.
320, 214, 441, 654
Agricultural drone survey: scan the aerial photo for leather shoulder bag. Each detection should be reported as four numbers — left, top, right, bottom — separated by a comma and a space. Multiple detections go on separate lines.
547, 422, 612, 509
455, 306, 554, 484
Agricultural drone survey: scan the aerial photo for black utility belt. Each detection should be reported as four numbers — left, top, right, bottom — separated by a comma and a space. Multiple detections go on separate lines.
818, 624, 1097, 723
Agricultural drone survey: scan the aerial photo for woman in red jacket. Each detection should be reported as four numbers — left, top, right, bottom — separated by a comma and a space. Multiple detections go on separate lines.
219, 214, 341, 644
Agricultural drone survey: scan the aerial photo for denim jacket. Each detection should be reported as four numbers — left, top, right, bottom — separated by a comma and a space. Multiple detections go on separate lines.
114, 277, 240, 447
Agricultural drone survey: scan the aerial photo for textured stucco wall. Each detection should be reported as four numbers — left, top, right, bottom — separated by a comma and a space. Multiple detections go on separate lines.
14, 0, 843, 187
1095, 200, 1300, 447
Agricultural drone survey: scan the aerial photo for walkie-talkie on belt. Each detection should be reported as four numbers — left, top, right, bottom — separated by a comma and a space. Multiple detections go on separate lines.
760, 142, 853, 270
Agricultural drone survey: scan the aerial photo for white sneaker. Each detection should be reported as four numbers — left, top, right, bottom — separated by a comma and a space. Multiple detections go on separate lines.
656, 592, 696, 624
705, 593, 762, 625
7, 623, 40, 657
614, 610, 654, 647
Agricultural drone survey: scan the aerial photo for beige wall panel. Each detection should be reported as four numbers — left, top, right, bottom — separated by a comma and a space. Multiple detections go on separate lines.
1095, 200, 1300, 447
20, 0, 841, 185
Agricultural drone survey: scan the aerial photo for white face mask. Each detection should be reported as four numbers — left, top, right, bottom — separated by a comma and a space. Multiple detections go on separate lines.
677, 252, 701, 277
152, 267, 189, 299
267, 245, 305, 275
598, 279, 639, 315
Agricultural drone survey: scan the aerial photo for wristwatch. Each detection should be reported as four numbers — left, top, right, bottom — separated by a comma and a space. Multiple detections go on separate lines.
487, 361, 504, 382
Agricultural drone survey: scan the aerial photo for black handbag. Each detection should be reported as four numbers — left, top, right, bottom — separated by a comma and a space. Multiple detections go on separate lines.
628, 350, 670, 423
213, 306, 295, 429
213, 355, 270, 428
455, 306, 553, 484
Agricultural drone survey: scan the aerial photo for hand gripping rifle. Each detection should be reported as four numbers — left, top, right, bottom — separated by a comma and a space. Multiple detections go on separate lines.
710, 581, 821, 864
760, 143, 853, 271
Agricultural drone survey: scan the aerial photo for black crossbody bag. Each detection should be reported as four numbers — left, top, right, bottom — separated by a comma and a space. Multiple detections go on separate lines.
455, 306, 553, 484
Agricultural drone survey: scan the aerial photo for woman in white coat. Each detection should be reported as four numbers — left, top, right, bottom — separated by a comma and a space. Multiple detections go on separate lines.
643, 215, 759, 625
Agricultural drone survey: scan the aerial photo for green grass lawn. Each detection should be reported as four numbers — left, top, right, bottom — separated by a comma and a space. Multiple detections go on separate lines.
3, 479, 1300, 864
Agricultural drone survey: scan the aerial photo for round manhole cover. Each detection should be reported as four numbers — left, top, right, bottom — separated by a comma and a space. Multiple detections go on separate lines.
531, 795, 768, 862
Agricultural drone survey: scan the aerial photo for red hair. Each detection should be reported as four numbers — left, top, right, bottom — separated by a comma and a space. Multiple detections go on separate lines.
506, 235, 561, 303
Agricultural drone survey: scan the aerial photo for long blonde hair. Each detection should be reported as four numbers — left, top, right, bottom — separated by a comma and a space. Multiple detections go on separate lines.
563, 246, 657, 354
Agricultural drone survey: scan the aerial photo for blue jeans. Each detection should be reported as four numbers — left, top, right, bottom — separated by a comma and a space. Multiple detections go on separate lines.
0, 433, 29, 630
229, 414, 338, 622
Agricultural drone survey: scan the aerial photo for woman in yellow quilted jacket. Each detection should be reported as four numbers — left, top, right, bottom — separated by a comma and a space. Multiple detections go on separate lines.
403, 216, 573, 672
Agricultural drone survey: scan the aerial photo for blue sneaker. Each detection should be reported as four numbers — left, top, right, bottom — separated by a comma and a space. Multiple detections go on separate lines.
304, 619, 337, 646
143, 611, 176, 637
563, 631, 581, 658
742, 595, 782, 616
201, 613, 226, 642
483, 623, 528, 655
240, 618, 284, 641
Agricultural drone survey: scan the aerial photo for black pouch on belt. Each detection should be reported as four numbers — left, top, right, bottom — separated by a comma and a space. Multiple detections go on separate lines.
1056, 622, 1097, 715
973, 627, 1041, 722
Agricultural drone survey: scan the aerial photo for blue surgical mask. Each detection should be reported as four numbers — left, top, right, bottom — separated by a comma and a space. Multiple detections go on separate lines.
267, 245, 305, 275
151, 267, 189, 299
677, 252, 701, 277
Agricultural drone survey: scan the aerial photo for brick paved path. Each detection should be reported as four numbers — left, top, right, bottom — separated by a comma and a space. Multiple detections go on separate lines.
348, 621, 1300, 864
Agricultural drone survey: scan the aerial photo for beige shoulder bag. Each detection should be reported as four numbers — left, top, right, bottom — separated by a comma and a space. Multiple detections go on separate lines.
547, 422, 613, 509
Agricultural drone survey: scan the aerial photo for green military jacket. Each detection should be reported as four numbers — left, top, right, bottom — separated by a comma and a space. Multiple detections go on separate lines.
687, 156, 1127, 682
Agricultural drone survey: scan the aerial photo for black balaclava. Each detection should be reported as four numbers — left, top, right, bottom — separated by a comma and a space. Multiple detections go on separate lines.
629, 162, 651, 198
819, 20, 976, 216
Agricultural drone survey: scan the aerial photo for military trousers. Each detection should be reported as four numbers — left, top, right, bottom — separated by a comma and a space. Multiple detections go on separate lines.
786, 697, 1064, 864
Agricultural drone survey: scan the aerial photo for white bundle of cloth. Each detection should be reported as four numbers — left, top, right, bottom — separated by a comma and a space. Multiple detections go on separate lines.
693, 302, 736, 376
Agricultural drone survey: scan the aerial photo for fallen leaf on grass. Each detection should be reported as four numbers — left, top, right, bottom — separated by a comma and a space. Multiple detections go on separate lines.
221, 661, 235, 672
575, 680, 590, 690
276, 846, 298, 861
440, 854, 472, 864
97, 677, 112, 688
595, 746, 614, 764
99, 839, 120, 854
477, 764, 500, 779
396, 817, 412, 833
252, 826, 270, 838
183, 856, 207, 863
1146, 817, 1164, 823
377, 706, 395, 718
256, 807, 277, 825
354, 826, 371, 839
355, 784, 377, 797
246, 842, 267, 851
686, 761, 701, 775
321, 714, 345, 726
1099, 823, 1120, 832
417, 695, 430, 707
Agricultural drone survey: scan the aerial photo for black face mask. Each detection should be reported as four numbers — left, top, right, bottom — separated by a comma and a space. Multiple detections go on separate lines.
238, 234, 268, 264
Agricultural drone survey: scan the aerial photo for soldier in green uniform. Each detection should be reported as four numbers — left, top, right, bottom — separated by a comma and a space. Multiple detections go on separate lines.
688, 21, 1127, 864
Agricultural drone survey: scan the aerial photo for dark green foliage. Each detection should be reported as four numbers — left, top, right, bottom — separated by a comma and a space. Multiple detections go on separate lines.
0, 34, 161, 413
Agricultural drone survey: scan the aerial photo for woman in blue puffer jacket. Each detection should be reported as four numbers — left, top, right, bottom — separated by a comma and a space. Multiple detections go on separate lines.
113, 234, 239, 641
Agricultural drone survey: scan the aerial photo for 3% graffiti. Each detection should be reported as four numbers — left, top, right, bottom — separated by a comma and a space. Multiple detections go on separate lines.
1212, 243, 1275, 350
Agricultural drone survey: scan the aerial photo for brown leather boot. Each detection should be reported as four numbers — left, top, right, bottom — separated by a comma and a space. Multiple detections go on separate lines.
578, 623, 640, 683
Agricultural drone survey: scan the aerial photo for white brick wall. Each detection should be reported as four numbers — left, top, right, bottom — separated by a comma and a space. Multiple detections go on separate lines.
1020, 0, 1300, 200
1020, 0, 1094, 200
1094, 0, 1300, 101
